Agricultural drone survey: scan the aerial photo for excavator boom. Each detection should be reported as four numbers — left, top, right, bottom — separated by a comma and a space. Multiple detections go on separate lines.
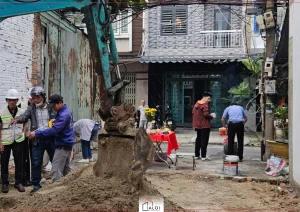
1, 0, 133, 134
0, 0, 154, 186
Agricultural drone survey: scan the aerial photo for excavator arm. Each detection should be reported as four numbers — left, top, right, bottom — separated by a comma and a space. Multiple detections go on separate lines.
0, 0, 136, 135
0, 0, 154, 184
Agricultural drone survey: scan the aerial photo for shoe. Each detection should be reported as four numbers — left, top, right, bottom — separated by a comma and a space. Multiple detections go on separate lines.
23, 180, 32, 187
2, 184, 9, 193
78, 159, 89, 163
196, 157, 201, 160
14, 184, 25, 192
201, 157, 211, 161
89, 158, 95, 162
30, 185, 42, 194
239, 159, 243, 162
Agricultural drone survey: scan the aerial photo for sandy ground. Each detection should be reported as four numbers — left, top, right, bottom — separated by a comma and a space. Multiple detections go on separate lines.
0, 165, 184, 212
146, 172, 300, 212
0, 164, 299, 212
0, 143, 298, 212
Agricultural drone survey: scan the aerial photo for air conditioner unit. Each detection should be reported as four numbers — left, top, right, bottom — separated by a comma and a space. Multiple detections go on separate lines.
256, 15, 265, 30
265, 61, 273, 77
264, 11, 275, 29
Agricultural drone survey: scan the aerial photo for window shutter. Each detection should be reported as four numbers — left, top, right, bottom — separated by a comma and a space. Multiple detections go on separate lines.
175, 7, 187, 35
161, 8, 173, 35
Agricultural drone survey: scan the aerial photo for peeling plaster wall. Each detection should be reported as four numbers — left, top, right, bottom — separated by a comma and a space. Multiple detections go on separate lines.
32, 12, 99, 124
0, 15, 34, 108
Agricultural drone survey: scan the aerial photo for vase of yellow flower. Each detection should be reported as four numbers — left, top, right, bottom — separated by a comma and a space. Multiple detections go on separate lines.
144, 108, 157, 129
144, 108, 157, 122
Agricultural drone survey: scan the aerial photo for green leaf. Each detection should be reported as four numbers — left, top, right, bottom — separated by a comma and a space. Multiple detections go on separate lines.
242, 57, 262, 78
225, 82, 255, 110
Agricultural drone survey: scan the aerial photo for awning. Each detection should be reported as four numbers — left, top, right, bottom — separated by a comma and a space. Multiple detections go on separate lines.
140, 56, 246, 64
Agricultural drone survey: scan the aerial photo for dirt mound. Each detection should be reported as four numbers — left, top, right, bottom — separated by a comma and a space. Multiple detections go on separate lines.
15, 165, 183, 212
0, 198, 16, 209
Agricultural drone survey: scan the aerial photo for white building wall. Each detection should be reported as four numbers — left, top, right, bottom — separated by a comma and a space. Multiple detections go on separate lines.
0, 15, 34, 109
249, 14, 265, 53
289, 2, 300, 188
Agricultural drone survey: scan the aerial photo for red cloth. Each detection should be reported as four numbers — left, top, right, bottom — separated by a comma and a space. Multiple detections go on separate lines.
148, 132, 179, 155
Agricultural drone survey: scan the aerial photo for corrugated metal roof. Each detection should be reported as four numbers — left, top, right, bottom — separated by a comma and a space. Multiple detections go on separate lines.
140, 56, 245, 64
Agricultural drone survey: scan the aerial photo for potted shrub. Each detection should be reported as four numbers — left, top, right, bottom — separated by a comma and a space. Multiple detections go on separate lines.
271, 105, 288, 141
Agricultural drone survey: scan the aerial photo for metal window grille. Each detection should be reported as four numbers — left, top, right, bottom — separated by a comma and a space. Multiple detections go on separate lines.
124, 73, 136, 105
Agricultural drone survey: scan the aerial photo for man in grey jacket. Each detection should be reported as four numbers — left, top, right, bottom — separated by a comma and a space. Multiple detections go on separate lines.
73, 119, 99, 163
10, 86, 56, 193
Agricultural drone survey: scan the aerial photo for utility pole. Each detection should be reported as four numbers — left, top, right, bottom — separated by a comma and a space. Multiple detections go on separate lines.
262, 0, 276, 160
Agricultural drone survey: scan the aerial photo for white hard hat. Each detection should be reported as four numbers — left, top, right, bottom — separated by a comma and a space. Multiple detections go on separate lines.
28, 88, 33, 99
6, 89, 19, 100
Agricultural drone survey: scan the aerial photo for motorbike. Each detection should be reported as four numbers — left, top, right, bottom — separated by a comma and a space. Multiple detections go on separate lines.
154, 105, 162, 129
164, 105, 176, 131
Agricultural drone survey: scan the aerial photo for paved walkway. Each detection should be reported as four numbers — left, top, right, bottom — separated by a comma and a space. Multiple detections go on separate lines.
69, 144, 282, 183
175, 128, 262, 146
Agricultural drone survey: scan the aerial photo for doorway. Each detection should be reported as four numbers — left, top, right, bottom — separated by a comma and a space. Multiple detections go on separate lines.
165, 75, 225, 128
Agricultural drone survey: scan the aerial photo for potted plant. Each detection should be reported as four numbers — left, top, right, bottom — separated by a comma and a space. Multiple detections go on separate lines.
271, 105, 288, 141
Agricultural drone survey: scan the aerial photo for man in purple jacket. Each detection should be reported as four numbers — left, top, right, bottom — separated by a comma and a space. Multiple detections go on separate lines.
28, 94, 74, 184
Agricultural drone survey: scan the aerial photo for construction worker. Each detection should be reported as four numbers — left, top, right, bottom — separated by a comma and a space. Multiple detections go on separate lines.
0, 89, 25, 193
10, 86, 56, 193
28, 94, 74, 183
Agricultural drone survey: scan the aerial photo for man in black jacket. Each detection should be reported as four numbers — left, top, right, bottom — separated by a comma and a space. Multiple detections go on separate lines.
10, 86, 56, 193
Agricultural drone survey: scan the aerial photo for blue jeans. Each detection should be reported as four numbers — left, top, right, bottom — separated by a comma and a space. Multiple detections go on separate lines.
90, 124, 99, 141
81, 124, 99, 159
31, 140, 55, 186
81, 140, 92, 159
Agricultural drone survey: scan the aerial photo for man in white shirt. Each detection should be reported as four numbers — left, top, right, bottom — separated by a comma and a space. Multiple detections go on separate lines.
137, 100, 148, 129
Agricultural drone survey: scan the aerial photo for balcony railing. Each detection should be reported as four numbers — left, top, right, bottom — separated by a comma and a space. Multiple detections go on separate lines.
199, 30, 244, 48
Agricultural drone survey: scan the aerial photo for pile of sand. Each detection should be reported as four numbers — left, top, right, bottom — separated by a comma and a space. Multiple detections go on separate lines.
5, 165, 183, 212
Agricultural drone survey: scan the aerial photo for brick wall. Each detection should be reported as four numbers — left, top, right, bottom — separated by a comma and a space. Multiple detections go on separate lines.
0, 15, 34, 108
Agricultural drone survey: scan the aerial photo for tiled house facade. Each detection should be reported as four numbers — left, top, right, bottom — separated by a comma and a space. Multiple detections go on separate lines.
142, 3, 246, 62
141, 1, 256, 129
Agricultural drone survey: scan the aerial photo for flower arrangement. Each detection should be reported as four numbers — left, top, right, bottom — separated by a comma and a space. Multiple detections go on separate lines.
144, 108, 157, 122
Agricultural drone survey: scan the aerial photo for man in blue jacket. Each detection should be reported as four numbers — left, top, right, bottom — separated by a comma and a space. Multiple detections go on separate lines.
28, 94, 74, 183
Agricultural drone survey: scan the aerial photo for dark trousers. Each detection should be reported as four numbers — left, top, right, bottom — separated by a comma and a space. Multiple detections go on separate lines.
194, 128, 210, 158
1, 141, 23, 185
227, 122, 244, 159
31, 140, 55, 186
23, 138, 32, 183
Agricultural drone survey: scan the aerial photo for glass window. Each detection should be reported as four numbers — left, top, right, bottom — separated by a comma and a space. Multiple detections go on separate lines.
214, 6, 231, 30
113, 10, 129, 35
